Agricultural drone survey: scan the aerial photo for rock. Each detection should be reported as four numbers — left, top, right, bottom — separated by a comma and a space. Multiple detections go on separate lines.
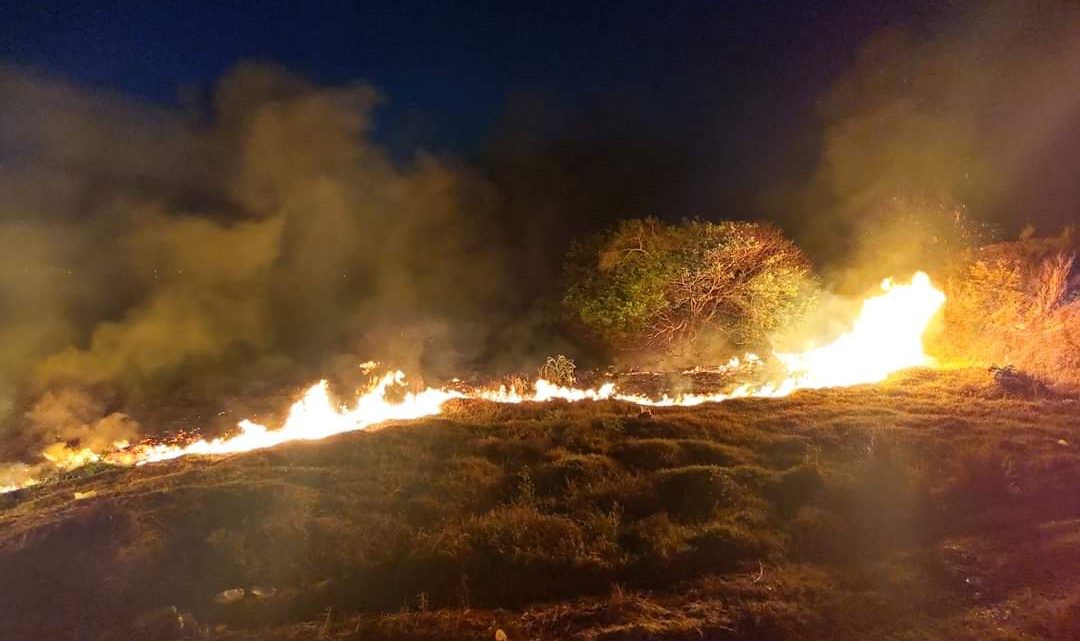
214, 587, 246, 604
495, 629, 508, 641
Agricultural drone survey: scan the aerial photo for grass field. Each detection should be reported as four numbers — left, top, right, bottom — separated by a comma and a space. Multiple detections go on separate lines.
3, 367, 1080, 640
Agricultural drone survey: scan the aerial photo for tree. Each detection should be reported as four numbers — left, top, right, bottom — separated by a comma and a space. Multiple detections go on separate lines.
562, 218, 817, 359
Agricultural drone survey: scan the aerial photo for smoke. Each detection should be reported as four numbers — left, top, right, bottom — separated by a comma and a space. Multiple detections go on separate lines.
26, 388, 137, 454
777, 2, 1080, 290
5, 3, 1080, 463
0, 63, 506, 460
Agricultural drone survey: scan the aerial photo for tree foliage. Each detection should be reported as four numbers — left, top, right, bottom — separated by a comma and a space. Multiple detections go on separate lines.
562, 218, 817, 357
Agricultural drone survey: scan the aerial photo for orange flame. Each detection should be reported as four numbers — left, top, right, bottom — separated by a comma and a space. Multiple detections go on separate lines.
4, 272, 945, 491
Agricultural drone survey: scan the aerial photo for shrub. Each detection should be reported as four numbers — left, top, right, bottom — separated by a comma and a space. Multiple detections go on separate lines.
611, 438, 749, 472
679, 440, 750, 467
619, 513, 690, 570
432, 455, 505, 493
610, 439, 683, 471
538, 354, 577, 386
467, 505, 586, 565
461, 505, 617, 603
310, 512, 413, 579
933, 227, 1080, 387
686, 522, 781, 571
788, 506, 850, 562
765, 465, 825, 517
581, 474, 662, 519
828, 436, 927, 556
945, 445, 1016, 508
424, 455, 505, 511
534, 453, 619, 495
651, 465, 736, 522
736, 600, 817, 641
562, 218, 817, 359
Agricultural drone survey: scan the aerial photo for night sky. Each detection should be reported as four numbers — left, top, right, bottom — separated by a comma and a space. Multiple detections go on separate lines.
0, 0, 941, 206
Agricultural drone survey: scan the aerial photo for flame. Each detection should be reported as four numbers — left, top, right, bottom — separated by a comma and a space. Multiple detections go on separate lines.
0, 477, 40, 494
42, 443, 104, 469
4, 272, 945, 491
775, 271, 947, 389
106, 372, 463, 466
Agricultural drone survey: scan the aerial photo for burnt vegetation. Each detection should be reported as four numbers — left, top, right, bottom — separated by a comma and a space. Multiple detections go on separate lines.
3, 369, 1080, 640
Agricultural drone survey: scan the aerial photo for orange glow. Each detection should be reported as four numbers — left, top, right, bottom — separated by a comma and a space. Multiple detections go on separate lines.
4, 272, 945, 491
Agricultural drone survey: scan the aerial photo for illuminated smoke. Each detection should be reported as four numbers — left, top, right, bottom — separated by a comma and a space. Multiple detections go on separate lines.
1, 272, 944, 491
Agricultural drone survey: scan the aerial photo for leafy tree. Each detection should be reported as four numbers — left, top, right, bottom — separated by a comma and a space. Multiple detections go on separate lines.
562, 218, 817, 358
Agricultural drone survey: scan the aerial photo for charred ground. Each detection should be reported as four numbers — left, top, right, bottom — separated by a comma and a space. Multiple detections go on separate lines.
2, 368, 1080, 640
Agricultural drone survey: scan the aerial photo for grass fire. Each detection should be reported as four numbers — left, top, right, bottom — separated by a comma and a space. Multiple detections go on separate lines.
3, 270, 946, 485
3, 3, 1080, 640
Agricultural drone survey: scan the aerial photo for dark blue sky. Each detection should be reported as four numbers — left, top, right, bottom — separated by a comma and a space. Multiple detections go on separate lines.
0, 1, 942, 210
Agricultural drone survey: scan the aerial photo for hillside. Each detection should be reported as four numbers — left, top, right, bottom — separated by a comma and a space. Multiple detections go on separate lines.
3, 368, 1080, 641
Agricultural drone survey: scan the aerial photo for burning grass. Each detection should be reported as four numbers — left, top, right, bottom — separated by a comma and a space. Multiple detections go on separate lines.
931, 229, 1080, 389
2, 368, 1080, 640
2, 271, 947, 490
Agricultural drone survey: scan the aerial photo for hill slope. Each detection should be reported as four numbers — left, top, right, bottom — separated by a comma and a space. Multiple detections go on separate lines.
2, 368, 1080, 640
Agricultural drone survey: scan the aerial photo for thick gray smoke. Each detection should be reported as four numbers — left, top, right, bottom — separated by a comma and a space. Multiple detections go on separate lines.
0, 64, 506, 460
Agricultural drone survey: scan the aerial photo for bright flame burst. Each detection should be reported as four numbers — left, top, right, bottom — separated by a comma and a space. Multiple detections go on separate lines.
775, 271, 947, 389
4, 272, 945, 491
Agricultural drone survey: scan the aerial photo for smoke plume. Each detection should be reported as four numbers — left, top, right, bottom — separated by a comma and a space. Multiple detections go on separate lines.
778, 1, 1080, 290
0, 63, 505, 460
4, 2, 1080, 464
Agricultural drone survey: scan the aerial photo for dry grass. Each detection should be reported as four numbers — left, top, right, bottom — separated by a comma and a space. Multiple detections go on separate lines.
2, 368, 1080, 640
932, 229, 1080, 388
